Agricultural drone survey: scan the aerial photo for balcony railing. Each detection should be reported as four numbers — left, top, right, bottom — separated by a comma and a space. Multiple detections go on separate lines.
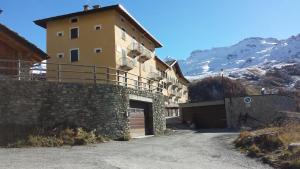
0, 59, 163, 93
148, 72, 159, 81
118, 57, 135, 71
127, 42, 142, 57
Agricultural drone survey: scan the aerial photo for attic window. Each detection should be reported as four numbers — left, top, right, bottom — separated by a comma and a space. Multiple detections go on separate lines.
94, 48, 102, 54
57, 53, 64, 59
70, 17, 78, 23
57, 31, 64, 37
95, 25, 102, 31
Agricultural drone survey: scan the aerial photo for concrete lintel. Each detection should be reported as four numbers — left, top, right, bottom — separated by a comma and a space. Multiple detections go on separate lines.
129, 95, 153, 103
179, 100, 224, 108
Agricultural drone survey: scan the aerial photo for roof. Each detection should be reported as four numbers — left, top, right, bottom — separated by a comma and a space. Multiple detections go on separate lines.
154, 56, 171, 69
165, 60, 177, 66
172, 61, 190, 84
0, 23, 48, 60
34, 4, 163, 48
155, 56, 189, 84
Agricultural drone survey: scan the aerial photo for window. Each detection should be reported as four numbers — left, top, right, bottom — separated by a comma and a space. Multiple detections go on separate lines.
95, 25, 102, 31
57, 31, 64, 37
121, 28, 126, 40
70, 17, 78, 23
94, 48, 102, 54
70, 49, 79, 62
70, 27, 79, 39
121, 48, 127, 58
57, 53, 64, 59
142, 63, 146, 71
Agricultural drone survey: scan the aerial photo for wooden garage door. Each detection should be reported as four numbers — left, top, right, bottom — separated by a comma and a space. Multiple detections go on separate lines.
128, 108, 145, 138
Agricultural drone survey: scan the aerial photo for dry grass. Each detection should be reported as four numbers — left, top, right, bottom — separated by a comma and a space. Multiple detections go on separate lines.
5, 128, 111, 148
235, 123, 300, 169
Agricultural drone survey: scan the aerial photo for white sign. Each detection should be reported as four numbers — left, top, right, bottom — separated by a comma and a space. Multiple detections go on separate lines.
244, 97, 252, 104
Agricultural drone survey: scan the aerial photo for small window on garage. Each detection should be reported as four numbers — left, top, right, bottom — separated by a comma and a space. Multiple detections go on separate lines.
57, 53, 64, 59
94, 48, 102, 54
57, 31, 64, 37
70, 49, 79, 62
95, 25, 102, 31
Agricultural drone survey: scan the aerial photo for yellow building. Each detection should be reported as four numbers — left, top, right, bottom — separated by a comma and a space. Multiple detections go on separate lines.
34, 4, 189, 115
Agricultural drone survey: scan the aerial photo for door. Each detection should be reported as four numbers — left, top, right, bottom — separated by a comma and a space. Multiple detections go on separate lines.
128, 108, 145, 138
129, 100, 154, 137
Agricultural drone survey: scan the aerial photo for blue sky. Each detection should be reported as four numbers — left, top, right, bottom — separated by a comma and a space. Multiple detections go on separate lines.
0, 0, 300, 60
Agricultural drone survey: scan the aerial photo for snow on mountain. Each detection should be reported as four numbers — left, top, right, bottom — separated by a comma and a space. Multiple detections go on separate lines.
177, 34, 300, 80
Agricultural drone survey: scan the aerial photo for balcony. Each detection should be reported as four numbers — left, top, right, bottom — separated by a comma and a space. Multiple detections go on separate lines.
138, 49, 152, 62
168, 89, 176, 96
172, 82, 179, 88
118, 57, 135, 71
127, 42, 142, 57
148, 72, 163, 81
176, 92, 182, 98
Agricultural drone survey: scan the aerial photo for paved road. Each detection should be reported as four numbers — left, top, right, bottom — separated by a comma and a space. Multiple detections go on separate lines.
0, 130, 273, 169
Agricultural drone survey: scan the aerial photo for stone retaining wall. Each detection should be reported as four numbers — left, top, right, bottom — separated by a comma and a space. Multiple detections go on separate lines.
0, 80, 165, 144
225, 95, 297, 128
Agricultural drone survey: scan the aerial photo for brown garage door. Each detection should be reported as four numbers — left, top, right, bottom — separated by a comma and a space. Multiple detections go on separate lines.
182, 104, 227, 128
128, 108, 145, 138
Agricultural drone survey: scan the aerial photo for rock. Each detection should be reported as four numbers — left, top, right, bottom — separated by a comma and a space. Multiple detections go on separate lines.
288, 143, 300, 152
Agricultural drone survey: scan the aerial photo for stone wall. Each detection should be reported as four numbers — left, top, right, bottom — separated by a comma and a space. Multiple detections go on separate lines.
225, 95, 297, 128
0, 80, 165, 144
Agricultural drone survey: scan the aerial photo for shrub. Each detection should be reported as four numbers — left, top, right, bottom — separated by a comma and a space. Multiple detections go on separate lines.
73, 128, 97, 145
27, 135, 63, 147
189, 76, 247, 102
59, 128, 75, 145
4, 127, 111, 148
117, 132, 131, 141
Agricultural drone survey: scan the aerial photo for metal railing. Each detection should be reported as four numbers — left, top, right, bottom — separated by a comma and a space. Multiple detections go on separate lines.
0, 59, 163, 93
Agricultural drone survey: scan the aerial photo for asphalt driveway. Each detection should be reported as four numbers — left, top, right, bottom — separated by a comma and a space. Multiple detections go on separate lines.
0, 130, 273, 169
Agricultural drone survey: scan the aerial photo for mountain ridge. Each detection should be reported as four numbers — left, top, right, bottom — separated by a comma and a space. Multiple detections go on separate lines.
176, 34, 300, 79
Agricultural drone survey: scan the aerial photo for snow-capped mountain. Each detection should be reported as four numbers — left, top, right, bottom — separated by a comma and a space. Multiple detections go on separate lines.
178, 34, 300, 79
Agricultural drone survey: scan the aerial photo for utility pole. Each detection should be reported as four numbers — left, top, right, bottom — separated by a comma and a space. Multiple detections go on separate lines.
221, 68, 225, 99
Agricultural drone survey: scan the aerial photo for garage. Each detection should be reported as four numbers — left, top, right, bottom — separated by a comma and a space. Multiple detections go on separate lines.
181, 100, 227, 129
129, 100, 153, 138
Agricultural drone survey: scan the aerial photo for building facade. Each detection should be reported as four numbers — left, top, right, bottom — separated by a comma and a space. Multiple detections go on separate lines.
0, 23, 48, 77
35, 4, 189, 116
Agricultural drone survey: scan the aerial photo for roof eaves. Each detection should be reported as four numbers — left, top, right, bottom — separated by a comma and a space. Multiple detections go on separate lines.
0, 23, 48, 60
34, 4, 163, 48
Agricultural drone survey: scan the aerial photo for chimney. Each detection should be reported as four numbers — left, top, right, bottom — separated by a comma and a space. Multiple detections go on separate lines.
93, 5, 100, 9
83, 5, 89, 11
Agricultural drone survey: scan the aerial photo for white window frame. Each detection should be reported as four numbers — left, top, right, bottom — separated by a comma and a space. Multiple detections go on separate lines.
70, 48, 80, 62
94, 24, 102, 31
94, 48, 102, 54
56, 31, 64, 37
70, 27, 79, 39
57, 53, 64, 59
70, 17, 79, 23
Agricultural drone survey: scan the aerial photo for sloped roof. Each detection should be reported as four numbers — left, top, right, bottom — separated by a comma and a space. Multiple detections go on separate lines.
0, 23, 48, 60
34, 4, 163, 48
165, 60, 177, 66
156, 56, 189, 84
